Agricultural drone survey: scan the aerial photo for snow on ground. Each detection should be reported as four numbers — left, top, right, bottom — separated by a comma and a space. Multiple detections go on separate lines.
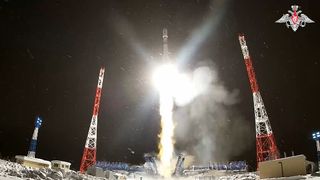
217, 173, 258, 180
265, 175, 320, 180
0, 159, 106, 180
0, 175, 23, 180
1, 159, 320, 180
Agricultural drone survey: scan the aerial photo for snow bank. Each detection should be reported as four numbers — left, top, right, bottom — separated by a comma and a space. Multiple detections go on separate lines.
2, 159, 320, 180
0, 159, 106, 180
217, 173, 258, 180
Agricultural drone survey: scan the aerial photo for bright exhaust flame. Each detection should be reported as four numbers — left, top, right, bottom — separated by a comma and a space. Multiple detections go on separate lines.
158, 90, 174, 177
153, 63, 198, 177
152, 64, 177, 177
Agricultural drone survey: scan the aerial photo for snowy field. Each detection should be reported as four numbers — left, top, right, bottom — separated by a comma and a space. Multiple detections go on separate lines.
1, 159, 320, 180
0, 159, 105, 180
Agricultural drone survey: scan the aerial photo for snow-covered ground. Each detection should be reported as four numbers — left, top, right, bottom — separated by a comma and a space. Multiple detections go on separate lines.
1, 159, 320, 180
217, 173, 258, 180
265, 175, 320, 180
0, 159, 106, 180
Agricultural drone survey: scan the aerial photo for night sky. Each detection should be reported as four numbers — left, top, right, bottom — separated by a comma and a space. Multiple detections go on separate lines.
0, 0, 319, 170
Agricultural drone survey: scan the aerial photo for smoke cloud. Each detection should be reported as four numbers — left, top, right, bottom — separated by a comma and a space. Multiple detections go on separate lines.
173, 61, 253, 164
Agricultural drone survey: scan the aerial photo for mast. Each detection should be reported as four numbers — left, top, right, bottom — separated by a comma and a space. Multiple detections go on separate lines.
27, 116, 43, 158
239, 34, 279, 164
80, 67, 105, 173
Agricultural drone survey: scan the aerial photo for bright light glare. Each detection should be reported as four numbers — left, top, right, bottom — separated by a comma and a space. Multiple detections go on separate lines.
152, 64, 195, 106
172, 74, 194, 106
153, 63, 177, 177
152, 64, 213, 177
152, 64, 179, 93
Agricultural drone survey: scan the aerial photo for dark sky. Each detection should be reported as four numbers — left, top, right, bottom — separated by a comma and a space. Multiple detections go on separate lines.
0, 0, 319, 170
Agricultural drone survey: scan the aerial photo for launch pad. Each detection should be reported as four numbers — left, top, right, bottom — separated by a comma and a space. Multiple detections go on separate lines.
15, 155, 51, 169
87, 153, 248, 179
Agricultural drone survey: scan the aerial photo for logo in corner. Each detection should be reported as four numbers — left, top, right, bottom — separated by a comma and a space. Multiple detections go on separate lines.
276, 5, 314, 32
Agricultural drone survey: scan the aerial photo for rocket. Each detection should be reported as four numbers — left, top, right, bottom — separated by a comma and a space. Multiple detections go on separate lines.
162, 28, 170, 62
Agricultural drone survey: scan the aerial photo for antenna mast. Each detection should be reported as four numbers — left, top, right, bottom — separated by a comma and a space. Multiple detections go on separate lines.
80, 67, 105, 173
239, 34, 279, 164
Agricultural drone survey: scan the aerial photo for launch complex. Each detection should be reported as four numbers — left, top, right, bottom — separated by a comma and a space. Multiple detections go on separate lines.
14, 29, 316, 179
77, 29, 280, 178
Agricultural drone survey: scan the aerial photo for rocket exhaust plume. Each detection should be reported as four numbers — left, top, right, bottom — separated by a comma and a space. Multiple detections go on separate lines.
153, 64, 176, 177
153, 29, 175, 177
158, 86, 174, 177
153, 63, 185, 177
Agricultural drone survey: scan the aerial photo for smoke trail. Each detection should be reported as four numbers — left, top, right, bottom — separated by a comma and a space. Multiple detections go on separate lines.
173, 62, 253, 164
158, 89, 175, 177
153, 64, 179, 177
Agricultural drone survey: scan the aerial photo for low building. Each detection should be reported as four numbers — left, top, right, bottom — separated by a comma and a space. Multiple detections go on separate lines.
258, 154, 315, 179
87, 166, 106, 177
87, 166, 127, 179
51, 160, 71, 171
15, 155, 51, 169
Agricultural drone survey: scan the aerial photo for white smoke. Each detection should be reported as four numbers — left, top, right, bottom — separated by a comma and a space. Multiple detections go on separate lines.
172, 66, 216, 107
173, 62, 253, 164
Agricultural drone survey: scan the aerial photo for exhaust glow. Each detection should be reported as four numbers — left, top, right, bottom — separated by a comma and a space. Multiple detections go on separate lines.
153, 64, 177, 177
153, 64, 211, 177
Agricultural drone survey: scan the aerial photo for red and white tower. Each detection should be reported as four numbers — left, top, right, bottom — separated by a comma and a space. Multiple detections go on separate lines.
80, 67, 105, 173
238, 34, 279, 163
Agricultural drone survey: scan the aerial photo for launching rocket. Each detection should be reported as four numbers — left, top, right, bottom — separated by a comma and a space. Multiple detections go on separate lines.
162, 28, 170, 62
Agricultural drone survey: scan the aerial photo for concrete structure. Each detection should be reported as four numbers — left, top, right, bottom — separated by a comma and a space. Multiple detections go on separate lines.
258, 154, 314, 178
51, 160, 71, 171
87, 166, 126, 179
15, 155, 51, 169
87, 166, 106, 177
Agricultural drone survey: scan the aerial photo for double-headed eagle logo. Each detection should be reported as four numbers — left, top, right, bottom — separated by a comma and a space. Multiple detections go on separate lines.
276, 5, 314, 32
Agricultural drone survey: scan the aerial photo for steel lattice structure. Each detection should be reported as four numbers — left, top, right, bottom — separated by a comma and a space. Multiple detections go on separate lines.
80, 67, 105, 173
239, 35, 279, 164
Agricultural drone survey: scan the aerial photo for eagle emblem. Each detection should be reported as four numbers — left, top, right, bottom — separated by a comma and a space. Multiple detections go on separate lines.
276, 5, 314, 32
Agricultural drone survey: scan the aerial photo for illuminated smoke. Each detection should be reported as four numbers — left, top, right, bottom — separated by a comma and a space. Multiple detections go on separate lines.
174, 63, 253, 164
158, 90, 175, 177
153, 64, 178, 177
152, 60, 252, 174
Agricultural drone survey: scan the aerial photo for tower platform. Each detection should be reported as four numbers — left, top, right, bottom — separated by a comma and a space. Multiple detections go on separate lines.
15, 155, 51, 169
